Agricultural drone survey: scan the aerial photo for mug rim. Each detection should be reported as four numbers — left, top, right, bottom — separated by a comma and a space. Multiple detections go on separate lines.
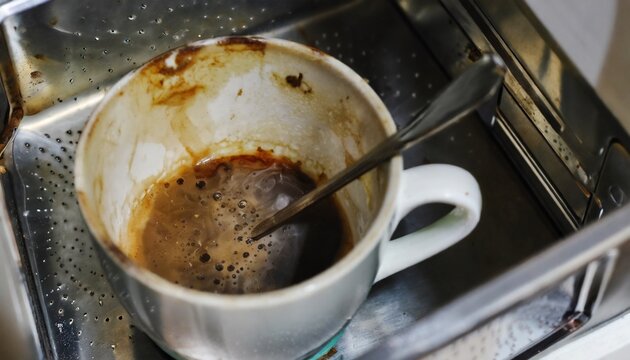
75, 36, 402, 308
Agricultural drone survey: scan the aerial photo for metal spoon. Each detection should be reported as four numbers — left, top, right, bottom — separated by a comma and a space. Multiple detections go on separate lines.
250, 54, 506, 240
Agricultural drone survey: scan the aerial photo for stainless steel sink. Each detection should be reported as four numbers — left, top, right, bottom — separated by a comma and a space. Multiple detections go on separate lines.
0, 0, 629, 359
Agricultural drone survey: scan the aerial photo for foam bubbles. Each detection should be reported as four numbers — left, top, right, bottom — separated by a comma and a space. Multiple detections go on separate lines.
129, 158, 315, 294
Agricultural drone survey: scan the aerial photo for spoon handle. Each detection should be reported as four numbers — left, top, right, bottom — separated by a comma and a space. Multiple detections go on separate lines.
250, 54, 506, 240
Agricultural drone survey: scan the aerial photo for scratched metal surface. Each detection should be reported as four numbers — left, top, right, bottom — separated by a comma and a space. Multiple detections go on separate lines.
4, 0, 563, 358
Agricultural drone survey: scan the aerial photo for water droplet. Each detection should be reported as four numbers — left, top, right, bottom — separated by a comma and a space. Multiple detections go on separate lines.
238, 200, 247, 208
213, 192, 222, 201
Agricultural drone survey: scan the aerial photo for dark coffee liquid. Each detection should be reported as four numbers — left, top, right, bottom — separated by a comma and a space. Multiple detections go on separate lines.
127, 153, 353, 294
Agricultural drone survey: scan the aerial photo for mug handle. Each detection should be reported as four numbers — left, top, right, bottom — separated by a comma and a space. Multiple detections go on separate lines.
374, 164, 482, 282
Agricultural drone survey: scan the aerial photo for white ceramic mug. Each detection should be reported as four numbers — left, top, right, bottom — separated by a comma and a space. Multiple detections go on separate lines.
75, 37, 481, 360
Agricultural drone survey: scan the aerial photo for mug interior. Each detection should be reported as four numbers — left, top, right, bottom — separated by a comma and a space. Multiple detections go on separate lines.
76, 37, 397, 292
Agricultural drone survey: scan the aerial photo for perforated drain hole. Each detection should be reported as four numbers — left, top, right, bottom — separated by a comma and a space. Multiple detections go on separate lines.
17, 3, 290, 109
292, 24, 436, 123
17, 125, 136, 355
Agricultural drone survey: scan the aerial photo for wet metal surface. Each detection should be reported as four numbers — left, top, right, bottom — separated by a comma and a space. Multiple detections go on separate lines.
3, 0, 562, 358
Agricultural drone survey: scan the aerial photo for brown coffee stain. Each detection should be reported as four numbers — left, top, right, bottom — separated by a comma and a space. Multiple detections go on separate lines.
271, 72, 313, 95
193, 148, 304, 179
307, 45, 328, 56
8, 107, 23, 133
319, 347, 338, 360
142, 64, 206, 106
143, 45, 203, 77
77, 190, 113, 245
104, 236, 133, 265
286, 73, 312, 94
94, 175, 104, 212
84, 115, 101, 146
218, 36, 266, 53
139, 46, 208, 105
139, 44, 251, 108
343, 150, 355, 167
327, 97, 363, 157
0, 45, 26, 146
168, 109, 203, 159
30, 71, 42, 79
77, 187, 130, 265
77, 190, 102, 237
0, 106, 23, 154
154, 85, 204, 106
161, 47, 201, 75
286, 73, 303, 87
77, 190, 89, 209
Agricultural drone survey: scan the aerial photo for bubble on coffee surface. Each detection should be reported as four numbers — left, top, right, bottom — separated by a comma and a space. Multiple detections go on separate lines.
127, 152, 352, 294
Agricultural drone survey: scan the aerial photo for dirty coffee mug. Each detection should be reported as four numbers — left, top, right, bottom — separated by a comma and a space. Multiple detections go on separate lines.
75, 37, 481, 359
